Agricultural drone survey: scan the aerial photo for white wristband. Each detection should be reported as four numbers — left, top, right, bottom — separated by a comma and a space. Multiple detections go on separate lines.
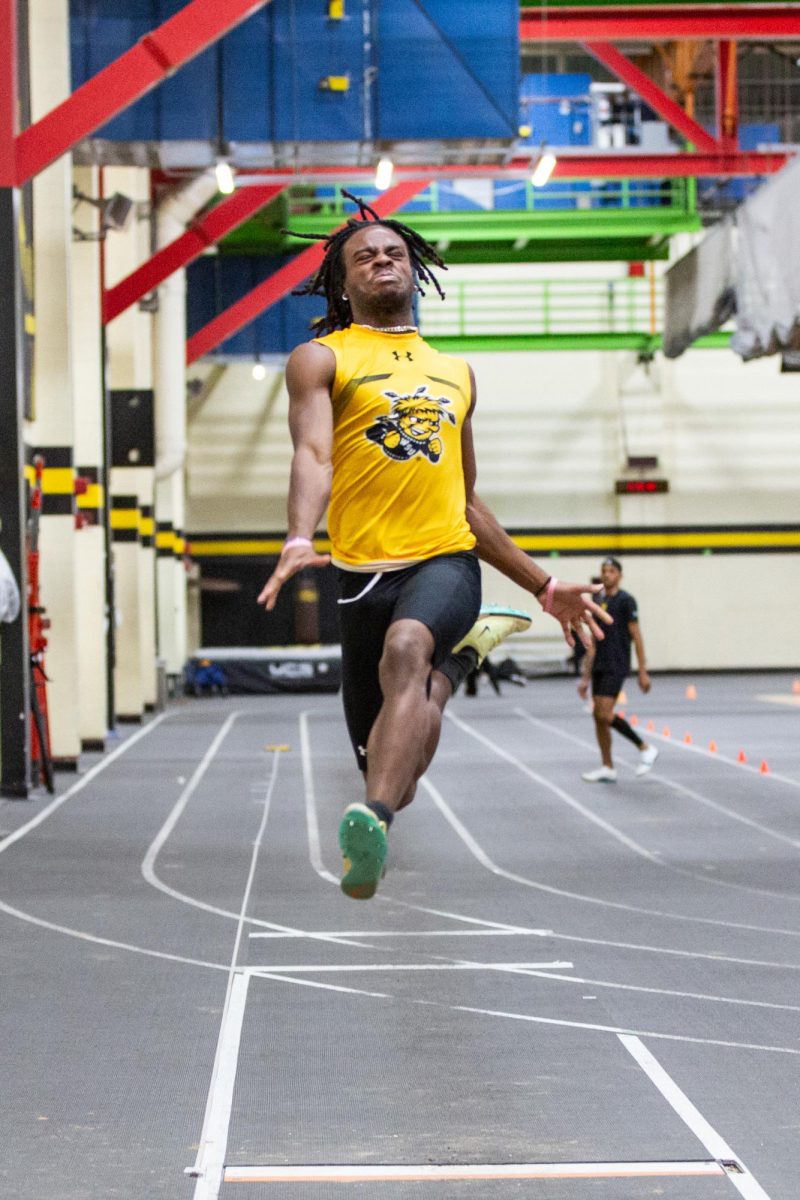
283, 536, 312, 551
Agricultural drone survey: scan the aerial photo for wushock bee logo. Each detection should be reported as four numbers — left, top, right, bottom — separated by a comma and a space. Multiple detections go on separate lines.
365, 386, 456, 463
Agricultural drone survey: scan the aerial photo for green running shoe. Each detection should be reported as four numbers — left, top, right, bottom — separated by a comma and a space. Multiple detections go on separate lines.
452, 604, 532, 668
339, 803, 389, 900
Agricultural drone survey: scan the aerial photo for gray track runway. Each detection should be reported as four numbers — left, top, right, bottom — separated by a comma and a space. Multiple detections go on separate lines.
1, 672, 798, 1199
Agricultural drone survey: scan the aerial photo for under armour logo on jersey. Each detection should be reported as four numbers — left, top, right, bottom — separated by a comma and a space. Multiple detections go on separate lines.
392, 350, 413, 361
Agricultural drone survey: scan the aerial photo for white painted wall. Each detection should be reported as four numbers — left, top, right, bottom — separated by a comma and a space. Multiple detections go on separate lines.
185, 332, 800, 670
469, 344, 800, 670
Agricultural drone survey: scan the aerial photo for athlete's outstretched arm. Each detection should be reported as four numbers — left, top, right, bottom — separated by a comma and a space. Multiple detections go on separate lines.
460, 370, 610, 648
258, 342, 335, 611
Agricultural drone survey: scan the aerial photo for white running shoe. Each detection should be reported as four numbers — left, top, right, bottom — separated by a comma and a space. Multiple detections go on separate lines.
635, 745, 659, 777
452, 605, 532, 668
581, 766, 617, 783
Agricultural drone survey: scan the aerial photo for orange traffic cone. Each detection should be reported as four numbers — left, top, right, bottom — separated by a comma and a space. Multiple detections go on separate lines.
759, 760, 770, 775
685, 684, 697, 700
646, 720, 654, 733
630, 714, 638, 726
662, 726, 671, 737
793, 679, 800, 695
737, 749, 748, 764
708, 740, 717, 753
683, 733, 693, 745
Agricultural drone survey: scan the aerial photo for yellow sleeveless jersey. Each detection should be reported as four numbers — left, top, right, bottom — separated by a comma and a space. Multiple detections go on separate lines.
314, 324, 476, 570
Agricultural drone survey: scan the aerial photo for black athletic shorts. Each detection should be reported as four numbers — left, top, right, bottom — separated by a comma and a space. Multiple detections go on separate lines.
336, 551, 481, 772
591, 669, 627, 699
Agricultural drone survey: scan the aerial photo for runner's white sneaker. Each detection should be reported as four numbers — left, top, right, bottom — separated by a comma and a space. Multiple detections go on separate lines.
581, 766, 617, 783
635, 745, 659, 777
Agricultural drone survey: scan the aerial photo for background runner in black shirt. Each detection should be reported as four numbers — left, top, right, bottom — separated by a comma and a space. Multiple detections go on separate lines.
578, 558, 658, 782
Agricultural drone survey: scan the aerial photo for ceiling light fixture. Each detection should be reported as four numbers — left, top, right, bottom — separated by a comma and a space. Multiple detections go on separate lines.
215, 159, 235, 195
374, 156, 394, 191
531, 149, 557, 188
252, 361, 267, 381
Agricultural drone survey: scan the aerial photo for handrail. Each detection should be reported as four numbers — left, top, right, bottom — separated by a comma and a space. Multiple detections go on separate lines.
419, 275, 667, 337
285, 176, 694, 218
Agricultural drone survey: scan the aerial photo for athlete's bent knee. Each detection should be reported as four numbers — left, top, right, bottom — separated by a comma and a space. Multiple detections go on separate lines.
379, 623, 433, 686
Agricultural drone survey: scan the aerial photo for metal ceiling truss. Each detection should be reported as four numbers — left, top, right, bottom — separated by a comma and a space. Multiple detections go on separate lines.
103, 184, 284, 323
229, 149, 786, 184
0, 0, 273, 187
521, 6, 795, 173
2, 0, 794, 358
519, 7, 800, 43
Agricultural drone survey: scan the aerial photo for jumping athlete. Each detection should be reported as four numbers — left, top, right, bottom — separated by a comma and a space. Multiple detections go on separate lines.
579, 556, 658, 782
259, 192, 611, 899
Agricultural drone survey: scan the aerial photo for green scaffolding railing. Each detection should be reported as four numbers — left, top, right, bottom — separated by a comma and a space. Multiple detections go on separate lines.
286, 176, 696, 219
419, 274, 664, 338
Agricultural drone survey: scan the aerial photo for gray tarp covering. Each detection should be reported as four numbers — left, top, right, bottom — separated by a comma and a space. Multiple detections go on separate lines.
731, 154, 800, 360
663, 154, 800, 361
662, 217, 736, 359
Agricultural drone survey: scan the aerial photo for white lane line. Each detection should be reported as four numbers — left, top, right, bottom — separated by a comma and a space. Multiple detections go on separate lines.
191, 749, 281, 1195
553, 928, 800, 972
248, 970, 389, 999
464, 706, 797, 909
505, 966, 800, 1014
638, 726, 799, 790
239, 968, 800, 1057
0, 896, 228, 972
143, 712, 239, 884
142, 715, 365, 950
520, 700, 796, 792
0, 713, 169, 855
518, 710, 800, 853
621, 1035, 773, 1199
299, 710, 339, 884
299, 713, 800, 969
423, 777, 800, 970
661, 775, 800, 852
444, 709, 661, 863
224, 1160, 725, 1183
430, 999, 800, 1057
189, 972, 250, 1200
249, 928, 552, 939
242, 961, 573, 974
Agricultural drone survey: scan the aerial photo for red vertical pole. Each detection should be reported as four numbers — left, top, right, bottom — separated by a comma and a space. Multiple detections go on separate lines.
716, 41, 739, 151
0, 0, 18, 185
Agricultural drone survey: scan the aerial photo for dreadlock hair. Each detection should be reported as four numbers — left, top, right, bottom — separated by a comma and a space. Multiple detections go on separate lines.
284, 190, 447, 336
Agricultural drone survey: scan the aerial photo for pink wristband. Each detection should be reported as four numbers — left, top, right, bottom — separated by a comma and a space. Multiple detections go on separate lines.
283, 536, 313, 551
542, 576, 558, 614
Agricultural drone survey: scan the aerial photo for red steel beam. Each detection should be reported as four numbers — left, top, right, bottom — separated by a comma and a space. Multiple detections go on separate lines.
583, 42, 720, 152
716, 41, 739, 151
520, 7, 800, 42
0, 0, 17, 185
227, 151, 788, 185
549, 151, 787, 178
103, 184, 284, 324
187, 179, 431, 363
14, 0, 273, 186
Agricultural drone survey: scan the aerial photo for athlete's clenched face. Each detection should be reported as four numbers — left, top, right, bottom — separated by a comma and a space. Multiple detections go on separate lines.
342, 225, 415, 317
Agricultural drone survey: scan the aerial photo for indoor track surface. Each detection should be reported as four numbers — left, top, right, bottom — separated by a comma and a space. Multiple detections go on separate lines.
1, 672, 799, 1200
